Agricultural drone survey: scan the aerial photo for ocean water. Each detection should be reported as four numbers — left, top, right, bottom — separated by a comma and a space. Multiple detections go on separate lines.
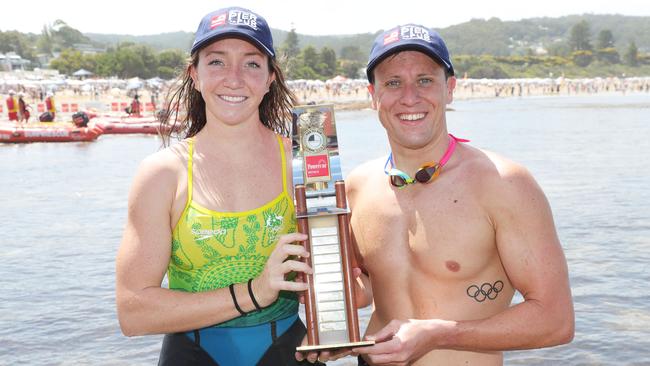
1, 93, 649, 365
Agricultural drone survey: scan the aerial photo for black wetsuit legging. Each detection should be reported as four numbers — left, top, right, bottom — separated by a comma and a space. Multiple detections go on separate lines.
158, 315, 326, 365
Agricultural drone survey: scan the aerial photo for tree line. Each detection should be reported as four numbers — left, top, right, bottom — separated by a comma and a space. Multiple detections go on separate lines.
456, 20, 650, 79
1, 19, 649, 80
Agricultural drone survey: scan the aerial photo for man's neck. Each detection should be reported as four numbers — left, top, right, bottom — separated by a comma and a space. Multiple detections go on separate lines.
389, 130, 450, 174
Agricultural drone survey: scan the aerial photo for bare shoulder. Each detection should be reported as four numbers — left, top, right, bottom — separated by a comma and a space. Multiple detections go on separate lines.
128, 142, 188, 205
462, 146, 548, 216
463, 147, 538, 191
346, 157, 385, 191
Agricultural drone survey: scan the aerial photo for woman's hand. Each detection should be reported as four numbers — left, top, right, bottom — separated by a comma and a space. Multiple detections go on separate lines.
252, 232, 312, 307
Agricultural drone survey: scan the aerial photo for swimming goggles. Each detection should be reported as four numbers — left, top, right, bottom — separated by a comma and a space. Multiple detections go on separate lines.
384, 134, 469, 189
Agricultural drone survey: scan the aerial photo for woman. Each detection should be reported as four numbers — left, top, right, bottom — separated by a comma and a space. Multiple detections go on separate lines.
115, 7, 320, 365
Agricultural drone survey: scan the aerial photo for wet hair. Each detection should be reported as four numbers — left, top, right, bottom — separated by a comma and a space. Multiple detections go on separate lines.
158, 43, 296, 147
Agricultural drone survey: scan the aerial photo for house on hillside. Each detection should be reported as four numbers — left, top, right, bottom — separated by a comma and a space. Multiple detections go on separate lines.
73, 43, 106, 55
0, 52, 30, 71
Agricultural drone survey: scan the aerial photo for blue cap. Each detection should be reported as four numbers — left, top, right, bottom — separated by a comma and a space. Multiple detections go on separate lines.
366, 24, 454, 82
191, 7, 275, 57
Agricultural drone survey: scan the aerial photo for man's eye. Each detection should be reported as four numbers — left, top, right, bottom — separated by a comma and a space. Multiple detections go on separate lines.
385, 80, 400, 87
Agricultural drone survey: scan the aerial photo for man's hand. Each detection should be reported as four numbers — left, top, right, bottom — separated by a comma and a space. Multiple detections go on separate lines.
353, 319, 454, 366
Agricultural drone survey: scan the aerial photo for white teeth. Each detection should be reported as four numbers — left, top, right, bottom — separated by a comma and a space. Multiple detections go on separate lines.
220, 95, 246, 103
399, 113, 425, 121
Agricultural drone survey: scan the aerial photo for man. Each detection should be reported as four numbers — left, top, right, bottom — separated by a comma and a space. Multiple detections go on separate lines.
6, 90, 18, 121
344, 24, 574, 365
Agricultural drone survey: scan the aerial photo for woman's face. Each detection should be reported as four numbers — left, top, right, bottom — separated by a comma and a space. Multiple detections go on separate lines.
191, 38, 275, 127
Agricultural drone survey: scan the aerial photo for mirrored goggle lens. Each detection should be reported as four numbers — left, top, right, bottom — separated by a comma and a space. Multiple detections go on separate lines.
415, 165, 436, 183
390, 175, 409, 187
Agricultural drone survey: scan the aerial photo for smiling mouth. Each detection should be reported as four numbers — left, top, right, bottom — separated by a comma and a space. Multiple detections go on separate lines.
398, 113, 425, 121
219, 95, 247, 103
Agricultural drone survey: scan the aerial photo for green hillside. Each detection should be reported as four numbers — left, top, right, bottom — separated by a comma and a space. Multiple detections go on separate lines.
81, 14, 650, 56
2, 14, 649, 79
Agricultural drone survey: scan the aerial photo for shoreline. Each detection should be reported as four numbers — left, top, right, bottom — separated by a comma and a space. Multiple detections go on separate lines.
3, 76, 649, 119
291, 76, 650, 111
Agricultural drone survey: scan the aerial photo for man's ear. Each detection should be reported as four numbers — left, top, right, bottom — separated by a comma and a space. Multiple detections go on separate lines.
367, 83, 378, 110
446, 76, 456, 104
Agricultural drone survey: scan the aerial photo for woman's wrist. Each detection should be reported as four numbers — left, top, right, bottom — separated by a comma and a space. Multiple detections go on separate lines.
251, 277, 276, 308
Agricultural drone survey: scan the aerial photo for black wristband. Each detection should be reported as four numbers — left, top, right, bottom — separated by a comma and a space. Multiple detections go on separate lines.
229, 283, 247, 316
247, 278, 263, 311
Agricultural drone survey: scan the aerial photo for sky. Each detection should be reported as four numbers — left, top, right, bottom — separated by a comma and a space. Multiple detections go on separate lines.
2, 0, 650, 36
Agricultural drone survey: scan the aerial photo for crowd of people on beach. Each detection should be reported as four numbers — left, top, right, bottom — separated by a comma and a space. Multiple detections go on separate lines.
2, 71, 650, 123
455, 76, 650, 98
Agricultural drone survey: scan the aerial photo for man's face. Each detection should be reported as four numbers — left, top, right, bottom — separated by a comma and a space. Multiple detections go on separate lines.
368, 51, 456, 151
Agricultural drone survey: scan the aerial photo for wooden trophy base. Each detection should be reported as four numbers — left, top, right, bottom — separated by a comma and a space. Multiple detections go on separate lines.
296, 340, 375, 352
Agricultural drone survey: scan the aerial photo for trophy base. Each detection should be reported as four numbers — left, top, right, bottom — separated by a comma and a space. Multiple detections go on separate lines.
296, 340, 375, 352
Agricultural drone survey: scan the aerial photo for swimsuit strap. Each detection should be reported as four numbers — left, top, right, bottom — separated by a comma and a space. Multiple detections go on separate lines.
275, 135, 289, 194
184, 138, 194, 212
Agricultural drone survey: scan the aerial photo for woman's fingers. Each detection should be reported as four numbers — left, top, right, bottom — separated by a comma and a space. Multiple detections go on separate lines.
281, 259, 312, 275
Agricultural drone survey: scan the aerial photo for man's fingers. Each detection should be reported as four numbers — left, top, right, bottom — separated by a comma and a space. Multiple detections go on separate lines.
352, 267, 363, 278
354, 336, 398, 355
366, 321, 400, 342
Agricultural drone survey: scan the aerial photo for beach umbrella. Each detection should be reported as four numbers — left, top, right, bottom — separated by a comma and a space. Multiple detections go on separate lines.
72, 69, 94, 78
146, 77, 164, 87
126, 78, 143, 90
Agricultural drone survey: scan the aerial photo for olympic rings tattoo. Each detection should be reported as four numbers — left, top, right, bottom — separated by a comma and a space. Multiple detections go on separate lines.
466, 280, 504, 302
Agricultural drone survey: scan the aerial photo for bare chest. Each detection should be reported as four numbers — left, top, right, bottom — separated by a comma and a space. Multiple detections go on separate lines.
351, 182, 497, 282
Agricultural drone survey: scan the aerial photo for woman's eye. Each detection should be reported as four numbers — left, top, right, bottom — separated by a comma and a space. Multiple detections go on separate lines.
208, 59, 224, 66
246, 61, 261, 69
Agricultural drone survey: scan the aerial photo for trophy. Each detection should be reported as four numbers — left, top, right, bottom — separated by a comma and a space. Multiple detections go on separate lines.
292, 104, 374, 351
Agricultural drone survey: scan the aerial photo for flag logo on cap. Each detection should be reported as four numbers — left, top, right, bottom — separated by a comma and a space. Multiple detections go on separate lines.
210, 13, 227, 29
209, 10, 258, 30
383, 29, 399, 45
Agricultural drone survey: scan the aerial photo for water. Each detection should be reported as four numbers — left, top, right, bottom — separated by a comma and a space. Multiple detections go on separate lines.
1, 93, 649, 365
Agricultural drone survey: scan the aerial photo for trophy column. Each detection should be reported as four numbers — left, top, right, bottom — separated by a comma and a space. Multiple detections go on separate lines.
292, 104, 374, 352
